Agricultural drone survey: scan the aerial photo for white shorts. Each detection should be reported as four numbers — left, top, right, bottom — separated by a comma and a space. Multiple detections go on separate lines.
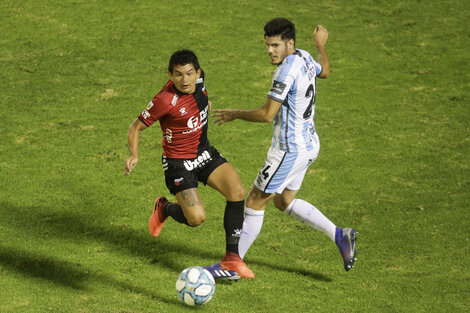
254, 133, 320, 194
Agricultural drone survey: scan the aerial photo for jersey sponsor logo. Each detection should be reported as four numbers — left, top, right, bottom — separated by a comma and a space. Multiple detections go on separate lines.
200, 105, 208, 120
183, 150, 212, 171
187, 115, 199, 128
183, 106, 208, 134
183, 118, 207, 134
165, 128, 173, 143
171, 94, 179, 106
307, 64, 316, 81
270, 80, 286, 95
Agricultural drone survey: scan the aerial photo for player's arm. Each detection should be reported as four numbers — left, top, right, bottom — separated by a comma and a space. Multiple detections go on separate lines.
124, 118, 148, 176
213, 97, 282, 125
313, 25, 330, 78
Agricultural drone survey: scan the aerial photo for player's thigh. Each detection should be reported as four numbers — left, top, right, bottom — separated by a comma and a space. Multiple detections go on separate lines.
206, 162, 246, 201
273, 188, 299, 211
163, 156, 199, 195
275, 148, 317, 192
282, 146, 318, 192
175, 188, 206, 226
254, 147, 302, 194
246, 185, 275, 211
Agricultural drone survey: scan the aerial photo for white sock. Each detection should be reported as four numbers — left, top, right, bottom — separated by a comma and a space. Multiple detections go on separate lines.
284, 199, 336, 241
238, 208, 265, 259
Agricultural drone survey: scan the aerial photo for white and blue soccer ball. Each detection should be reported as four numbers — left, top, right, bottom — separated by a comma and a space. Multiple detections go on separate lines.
175, 266, 215, 306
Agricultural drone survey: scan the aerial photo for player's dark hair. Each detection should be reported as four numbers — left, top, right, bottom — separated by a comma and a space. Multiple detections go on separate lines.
168, 49, 200, 73
264, 18, 296, 43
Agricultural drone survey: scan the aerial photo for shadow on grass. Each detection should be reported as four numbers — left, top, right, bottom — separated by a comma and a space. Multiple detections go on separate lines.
0, 244, 89, 289
0, 201, 219, 272
1, 201, 332, 288
0, 244, 181, 306
0, 200, 219, 304
248, 257, 332, 282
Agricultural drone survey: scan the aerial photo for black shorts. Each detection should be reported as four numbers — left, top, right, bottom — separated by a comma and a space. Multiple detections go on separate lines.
162, 146, 227, 195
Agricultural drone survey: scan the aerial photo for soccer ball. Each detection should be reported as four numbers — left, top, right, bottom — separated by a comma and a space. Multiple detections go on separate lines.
175, 266, 215, 306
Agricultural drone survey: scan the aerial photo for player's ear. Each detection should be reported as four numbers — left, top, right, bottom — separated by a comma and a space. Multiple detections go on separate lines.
287, 39, 294, 50
168, 71, 176, 83
196, 68, 201, 78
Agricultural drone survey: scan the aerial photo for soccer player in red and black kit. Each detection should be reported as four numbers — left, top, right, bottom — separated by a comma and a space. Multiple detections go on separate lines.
124, 49, 254, 279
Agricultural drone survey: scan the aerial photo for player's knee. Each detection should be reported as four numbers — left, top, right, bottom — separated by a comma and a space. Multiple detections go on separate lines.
246, 187, 272, 211
187, 216, 206, 227
187, 211, 206, 227
234, 184, 247, 201
225, 184, 246, 202
189, 220, 205, 227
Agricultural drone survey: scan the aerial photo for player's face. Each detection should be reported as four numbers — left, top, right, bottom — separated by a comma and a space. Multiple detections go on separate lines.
265, 36, 294, 65
169, 63, 201, 94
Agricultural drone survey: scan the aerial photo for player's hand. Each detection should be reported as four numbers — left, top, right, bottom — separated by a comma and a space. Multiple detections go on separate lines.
208, 100, 212, 111
313, 25, 328, 47
212, 109, 236, 125
124, 156, 138, 176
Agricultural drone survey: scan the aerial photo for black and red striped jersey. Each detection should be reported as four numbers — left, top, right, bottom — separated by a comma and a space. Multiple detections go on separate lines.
138, 71, 210, 159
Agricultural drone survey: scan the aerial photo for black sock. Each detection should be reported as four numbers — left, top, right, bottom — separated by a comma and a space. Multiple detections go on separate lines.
224, 200, 245, 255
164, 202, 189, 226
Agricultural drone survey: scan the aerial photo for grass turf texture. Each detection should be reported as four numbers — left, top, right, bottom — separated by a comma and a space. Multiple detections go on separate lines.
1, 0, 469, 312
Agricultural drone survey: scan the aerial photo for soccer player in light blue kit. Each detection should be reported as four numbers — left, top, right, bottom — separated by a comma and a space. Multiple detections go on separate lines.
206, 18, 357, 280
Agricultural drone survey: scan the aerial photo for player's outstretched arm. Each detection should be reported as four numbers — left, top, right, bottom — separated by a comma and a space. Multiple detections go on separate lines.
213, 97, 282, 125
313, 25, 330, 78
124, 119, 147, 176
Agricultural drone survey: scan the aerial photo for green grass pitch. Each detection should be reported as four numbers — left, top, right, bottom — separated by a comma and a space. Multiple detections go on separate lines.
1, 0, 468, 312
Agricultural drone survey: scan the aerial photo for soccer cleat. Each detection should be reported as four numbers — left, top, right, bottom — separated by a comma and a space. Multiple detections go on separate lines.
221, 252, 255, 279
203, 262, 241, 281
148, 197, 168, 237
335, 227, 358, 271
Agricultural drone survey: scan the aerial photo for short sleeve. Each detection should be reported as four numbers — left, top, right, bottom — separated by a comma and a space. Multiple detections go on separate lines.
138, 94, 170, 127
312, 58, 322, 76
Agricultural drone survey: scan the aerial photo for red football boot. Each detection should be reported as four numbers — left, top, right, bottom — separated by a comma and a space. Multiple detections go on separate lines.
149, 197, 168, 237
221, 252, 255, 279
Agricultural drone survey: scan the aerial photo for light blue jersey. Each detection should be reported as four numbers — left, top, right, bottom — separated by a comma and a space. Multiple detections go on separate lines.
268, 49, 322, 152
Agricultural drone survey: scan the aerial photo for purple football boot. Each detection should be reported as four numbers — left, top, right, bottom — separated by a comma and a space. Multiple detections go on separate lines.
335, 227, 358, 271
204, 262, 241, 281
